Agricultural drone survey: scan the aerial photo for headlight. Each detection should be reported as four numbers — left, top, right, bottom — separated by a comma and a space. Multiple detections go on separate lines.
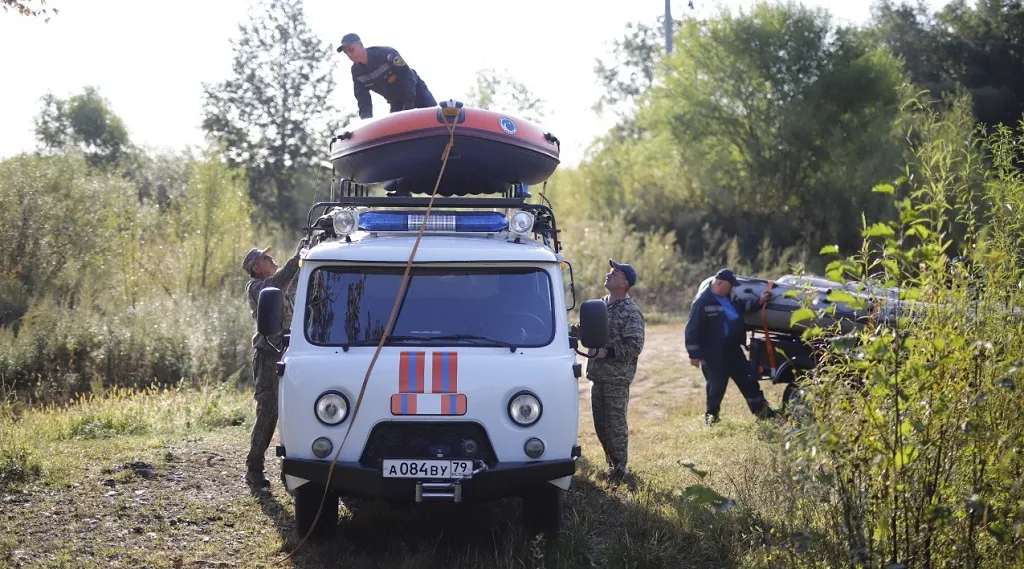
314, 391, 349, 425
332, 208, 359, 236
509, 210, 535, 235
508, 391, 542, 426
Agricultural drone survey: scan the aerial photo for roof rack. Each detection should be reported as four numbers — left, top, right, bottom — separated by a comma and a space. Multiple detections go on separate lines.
305, 179, 561, 253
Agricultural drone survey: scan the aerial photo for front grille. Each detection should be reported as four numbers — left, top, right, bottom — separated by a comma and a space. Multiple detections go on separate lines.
359, 421, 498, 468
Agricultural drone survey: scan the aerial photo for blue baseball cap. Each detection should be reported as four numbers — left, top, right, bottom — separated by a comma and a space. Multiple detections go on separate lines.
609, 259, 637, 287
337, 33, 361, 52
715, 268, 739, 286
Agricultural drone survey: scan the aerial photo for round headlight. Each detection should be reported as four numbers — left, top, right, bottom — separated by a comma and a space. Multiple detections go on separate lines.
314, 391, 349, 425
508, 391, 542, 426
332, 209, 359, 236
509, 210, 535, 235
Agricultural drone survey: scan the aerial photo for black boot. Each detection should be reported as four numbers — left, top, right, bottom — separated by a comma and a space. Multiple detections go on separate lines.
245, 468, 270, 489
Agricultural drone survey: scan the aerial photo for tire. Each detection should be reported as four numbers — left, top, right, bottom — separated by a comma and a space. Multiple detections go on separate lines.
521, 484, 564, 539
782, 380, 813, 423
293, 482, 339, 539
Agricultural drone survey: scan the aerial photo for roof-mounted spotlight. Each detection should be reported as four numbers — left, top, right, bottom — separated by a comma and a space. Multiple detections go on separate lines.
509, 210, 535, 236
332, 208, 359, 236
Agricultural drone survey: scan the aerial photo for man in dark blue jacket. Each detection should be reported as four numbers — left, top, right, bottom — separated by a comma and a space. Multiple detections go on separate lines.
337, 33, 437, 119
685, 269, 777, 426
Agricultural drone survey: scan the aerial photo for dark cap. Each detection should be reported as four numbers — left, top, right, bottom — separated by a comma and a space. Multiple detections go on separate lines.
337, 33, 361, 52
242, 246, 271, 273
609, 259, 637, 287
714, 268, 739, 286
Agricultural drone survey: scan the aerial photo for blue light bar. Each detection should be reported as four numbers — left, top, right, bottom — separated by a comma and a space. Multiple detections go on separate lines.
359, 210, 509, 233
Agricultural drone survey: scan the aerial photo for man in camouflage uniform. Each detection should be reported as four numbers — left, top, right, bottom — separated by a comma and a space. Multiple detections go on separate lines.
585, 259, 646, 483
241, 242, 303, 488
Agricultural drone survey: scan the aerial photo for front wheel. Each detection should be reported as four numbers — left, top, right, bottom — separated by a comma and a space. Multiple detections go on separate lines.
293, 482, 339, 539
521, 484, 564, 539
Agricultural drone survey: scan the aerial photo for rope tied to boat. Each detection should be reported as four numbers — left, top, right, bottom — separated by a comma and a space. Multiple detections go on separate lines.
275, 104, 462, 565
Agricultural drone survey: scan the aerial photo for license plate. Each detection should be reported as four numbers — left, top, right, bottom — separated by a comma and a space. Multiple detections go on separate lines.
381, 459, 473, 479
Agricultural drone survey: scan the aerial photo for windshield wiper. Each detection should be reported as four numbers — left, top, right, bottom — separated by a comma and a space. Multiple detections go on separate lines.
342, 334, 518, 352
421, 334, 518, 353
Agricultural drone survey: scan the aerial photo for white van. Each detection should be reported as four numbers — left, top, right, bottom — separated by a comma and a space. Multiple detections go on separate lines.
256, 192, 608, 539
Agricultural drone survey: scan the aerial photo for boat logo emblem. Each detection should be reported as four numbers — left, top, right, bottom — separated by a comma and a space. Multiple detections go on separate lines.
498, 116, 517, 135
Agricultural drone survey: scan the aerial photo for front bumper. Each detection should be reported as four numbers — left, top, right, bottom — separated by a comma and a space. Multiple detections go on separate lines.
282, 452, 578, 502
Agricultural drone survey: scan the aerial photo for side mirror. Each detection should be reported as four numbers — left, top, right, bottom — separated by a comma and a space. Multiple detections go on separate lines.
257, 287, 284, 337
578, 299, 608, 348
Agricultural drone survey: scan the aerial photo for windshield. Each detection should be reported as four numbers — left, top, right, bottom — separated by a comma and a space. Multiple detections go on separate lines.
304, 266, 555, 348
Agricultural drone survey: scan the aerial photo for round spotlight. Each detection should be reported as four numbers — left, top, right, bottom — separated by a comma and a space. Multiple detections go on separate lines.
332, 208, 359, 236
509, 210, 535, 235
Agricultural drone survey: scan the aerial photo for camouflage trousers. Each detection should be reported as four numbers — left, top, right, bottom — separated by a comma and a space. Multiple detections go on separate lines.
591, 380, 631, 474
246, 348, 279, 473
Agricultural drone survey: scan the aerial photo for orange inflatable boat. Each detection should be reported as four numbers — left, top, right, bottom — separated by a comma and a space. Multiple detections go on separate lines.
329, 100, 560, 196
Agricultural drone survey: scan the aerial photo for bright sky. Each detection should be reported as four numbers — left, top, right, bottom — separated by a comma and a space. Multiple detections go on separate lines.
0, 0, 950, 167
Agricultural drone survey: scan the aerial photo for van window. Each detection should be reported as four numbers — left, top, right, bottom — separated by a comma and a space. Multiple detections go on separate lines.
304, 266, 555, 348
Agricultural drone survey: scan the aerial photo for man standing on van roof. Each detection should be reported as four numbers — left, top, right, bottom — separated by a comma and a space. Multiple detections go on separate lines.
585, 260, 646, 484
337, 33, 437, 120
240, 241, 303, 489
685, 268, 777, 427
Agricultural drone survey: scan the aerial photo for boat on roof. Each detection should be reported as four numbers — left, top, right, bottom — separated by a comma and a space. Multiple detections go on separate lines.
328, 100, 560, 197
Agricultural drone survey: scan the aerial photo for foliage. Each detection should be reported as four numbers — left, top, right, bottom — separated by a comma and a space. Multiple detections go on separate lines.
1, 0, 56, 19
201, 0, 338, 230
465, 68, 546, 123
571, 1, 909, 277
591, 17, 673, 118
0, 149, 257, 401
34, 86, 131, 169
870, 0, 1024, 131
757, 95, 1024, 568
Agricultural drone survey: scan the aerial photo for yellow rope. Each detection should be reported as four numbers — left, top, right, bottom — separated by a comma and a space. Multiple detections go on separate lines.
274, 105, 462, 565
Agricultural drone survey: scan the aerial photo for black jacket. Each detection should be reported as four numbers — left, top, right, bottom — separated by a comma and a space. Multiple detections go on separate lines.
351, 46, 421, 119
684, 287, 760, 365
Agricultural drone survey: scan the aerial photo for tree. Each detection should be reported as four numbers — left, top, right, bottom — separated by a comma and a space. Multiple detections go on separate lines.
592, 18, 669, 116
2, 0, 57, 20
34, 86, 131, 169
465, 68, 546, 123
201, 0, 338, 229
578, 1, 910, 267
869, 0, 1024, 131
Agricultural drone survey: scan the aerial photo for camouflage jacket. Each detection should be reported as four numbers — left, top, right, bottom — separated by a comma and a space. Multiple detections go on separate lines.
585, 295, 646, 384
246, 254, 300, 352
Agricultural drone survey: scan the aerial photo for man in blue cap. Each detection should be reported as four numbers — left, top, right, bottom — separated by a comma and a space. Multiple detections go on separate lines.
584, 259, 646, 483
337, 33, 437, 120
684, 268, 777, 426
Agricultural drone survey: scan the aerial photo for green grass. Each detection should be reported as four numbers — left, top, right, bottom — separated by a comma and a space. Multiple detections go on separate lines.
0, 323, 794, 568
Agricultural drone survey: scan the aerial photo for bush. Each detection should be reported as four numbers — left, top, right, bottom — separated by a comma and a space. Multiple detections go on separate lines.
0, 291, 253, 403
755, 97, 1024, 567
